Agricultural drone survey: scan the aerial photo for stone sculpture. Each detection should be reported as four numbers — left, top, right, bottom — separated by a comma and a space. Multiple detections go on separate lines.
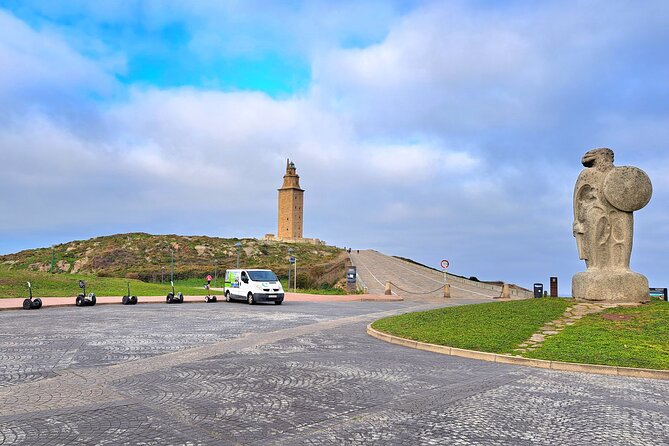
572, 148, 652, 302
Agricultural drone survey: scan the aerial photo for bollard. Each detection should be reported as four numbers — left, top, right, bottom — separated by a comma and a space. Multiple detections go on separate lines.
384, 281, 392, 295
502, 283, 510, 299
443, 283, 451, 298
363, 286, 369, 294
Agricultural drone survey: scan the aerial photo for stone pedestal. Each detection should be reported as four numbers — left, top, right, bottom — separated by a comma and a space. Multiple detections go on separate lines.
572, 270, 649, 303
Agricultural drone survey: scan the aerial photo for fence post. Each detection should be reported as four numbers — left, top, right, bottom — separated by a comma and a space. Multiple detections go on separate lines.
443, 284, 451, 298
384, 281, 392, 295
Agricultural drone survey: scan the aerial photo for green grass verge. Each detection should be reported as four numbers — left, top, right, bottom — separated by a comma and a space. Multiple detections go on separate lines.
0, 266, 209, 298
0, 266, 351, 298
526, 299, 669, 370
372, 298, 572, 354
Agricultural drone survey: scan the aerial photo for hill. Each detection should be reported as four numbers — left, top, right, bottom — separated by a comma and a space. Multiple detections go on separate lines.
0, 233, 348, 289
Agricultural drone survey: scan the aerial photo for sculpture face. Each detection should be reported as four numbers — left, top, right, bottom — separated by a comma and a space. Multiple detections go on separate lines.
572, 148, 652, 302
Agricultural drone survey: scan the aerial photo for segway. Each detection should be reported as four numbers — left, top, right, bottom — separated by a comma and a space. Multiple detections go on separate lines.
122, 282, 138, 305
22, 282, 42, 310
204, 284, 217, 303
75, 280, 96, 307
166, 281, 184, 304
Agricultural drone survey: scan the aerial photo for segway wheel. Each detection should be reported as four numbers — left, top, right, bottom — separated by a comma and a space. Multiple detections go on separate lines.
166, 293, 173, 304
76, 296, 83, 307
177, 292, 184, 303
33, 298, 42, 309
122, 296, 129, 305
130, 296, 138, 305
23, 299, 32, 310
211, 296, 217, 303
90, 294, 96, 306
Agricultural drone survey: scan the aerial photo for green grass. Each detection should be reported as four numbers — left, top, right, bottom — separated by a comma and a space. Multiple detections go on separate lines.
526, 299, 669, 369
0, 266, 352, 298
372, 298, 572, 354
0, 266, 209, 298
279, 280, 347, 295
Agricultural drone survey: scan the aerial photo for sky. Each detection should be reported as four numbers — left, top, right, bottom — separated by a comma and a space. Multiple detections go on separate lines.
1, 0, 668, 291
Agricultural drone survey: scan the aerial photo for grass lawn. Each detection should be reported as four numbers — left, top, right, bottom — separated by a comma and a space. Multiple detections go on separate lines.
372, 298, 572, 354
0, 266, 209, 298
0, 266, 349, 298
526, 299, 669, 370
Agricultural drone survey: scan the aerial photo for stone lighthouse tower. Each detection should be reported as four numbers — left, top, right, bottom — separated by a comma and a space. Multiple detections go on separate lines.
277, 159, 304, 240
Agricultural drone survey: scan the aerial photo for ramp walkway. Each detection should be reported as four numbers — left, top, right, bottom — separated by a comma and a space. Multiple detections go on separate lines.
349, 249, 532, 301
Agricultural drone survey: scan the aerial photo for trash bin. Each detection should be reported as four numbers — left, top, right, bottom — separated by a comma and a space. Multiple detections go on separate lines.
533, 283, 544, 298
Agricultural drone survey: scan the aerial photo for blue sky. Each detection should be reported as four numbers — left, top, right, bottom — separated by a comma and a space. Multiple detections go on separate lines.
1, 0, 668, 291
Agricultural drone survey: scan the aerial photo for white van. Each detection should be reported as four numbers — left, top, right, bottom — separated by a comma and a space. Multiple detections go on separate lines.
224, 269, 285, 305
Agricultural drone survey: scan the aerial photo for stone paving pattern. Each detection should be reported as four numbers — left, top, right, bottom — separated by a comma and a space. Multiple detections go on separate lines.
1, 299, 669, 445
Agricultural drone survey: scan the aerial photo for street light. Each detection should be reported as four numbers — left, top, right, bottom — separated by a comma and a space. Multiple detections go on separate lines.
161, 266, 165, 284
235, 242, 242, 268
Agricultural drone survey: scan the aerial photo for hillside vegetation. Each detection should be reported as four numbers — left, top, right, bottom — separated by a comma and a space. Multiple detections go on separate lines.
0, 233, 348, 290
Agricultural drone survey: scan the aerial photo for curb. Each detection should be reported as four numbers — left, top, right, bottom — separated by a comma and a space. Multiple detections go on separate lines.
367, 324, 669, 381
0, 297, 213, 312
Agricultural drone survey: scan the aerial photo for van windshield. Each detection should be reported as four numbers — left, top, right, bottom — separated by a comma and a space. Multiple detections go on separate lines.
248, 270, 278, 282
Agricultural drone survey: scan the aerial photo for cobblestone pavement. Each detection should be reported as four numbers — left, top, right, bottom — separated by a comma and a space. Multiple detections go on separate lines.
1, 300, 669, 445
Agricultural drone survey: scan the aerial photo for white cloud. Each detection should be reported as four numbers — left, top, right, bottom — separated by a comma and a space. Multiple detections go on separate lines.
0, 10, 117, 114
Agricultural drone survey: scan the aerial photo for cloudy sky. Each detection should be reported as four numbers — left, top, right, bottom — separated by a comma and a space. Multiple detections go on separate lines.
1, 0, 668, 291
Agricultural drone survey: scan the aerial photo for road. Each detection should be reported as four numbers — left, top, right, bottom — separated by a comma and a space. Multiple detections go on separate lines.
0, 299, 667, 445
349, 249, 532, 300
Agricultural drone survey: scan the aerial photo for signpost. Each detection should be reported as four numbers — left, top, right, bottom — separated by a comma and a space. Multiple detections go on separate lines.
440, 259, 449, 284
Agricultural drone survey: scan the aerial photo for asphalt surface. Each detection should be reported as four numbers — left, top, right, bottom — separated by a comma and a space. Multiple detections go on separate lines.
1, 299, 669, 445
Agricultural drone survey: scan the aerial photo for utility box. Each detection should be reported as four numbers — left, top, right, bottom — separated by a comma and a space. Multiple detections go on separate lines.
533, 283, 544, 298
550, 277, 558, 297
346, 266, 357, 293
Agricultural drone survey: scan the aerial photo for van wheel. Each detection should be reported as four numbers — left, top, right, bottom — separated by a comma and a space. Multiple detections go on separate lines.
247, 293, 255, 305
225, 291, 231, 302
274, 300, 283, 305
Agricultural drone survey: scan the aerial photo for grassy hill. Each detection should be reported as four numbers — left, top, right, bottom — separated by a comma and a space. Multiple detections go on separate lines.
0, 233, 349, 297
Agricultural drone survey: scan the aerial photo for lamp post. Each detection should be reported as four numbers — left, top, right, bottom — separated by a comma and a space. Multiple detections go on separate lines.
161, 266, 165, 284
287, 248, 294, 291
235, 242, 242, 268
294, 257, 297, 292
50, 246, 55, 274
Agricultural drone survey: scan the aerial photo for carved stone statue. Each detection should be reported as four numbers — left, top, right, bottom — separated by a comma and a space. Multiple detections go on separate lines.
572, 148, 652, 302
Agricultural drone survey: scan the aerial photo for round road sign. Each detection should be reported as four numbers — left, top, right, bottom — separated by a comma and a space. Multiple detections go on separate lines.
440, 260, 449, 269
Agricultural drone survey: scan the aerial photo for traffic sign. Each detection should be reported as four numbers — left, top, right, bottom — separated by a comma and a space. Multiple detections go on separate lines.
440, 260, 450, 269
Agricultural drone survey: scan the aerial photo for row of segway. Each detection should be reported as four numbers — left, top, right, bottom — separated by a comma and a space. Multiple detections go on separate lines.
21, 279, 217, 309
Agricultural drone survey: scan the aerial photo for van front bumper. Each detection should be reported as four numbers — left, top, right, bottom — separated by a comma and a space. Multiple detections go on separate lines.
254, 292, 285, 302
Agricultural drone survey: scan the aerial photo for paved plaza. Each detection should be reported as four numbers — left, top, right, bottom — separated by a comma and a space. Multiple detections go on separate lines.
1, 299, 669, 445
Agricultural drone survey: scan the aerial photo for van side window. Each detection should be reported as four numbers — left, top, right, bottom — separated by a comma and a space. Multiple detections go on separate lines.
241, 271, 248, 281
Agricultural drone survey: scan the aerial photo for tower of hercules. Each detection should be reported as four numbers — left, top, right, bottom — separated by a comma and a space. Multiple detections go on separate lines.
277, 159, 304, 240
